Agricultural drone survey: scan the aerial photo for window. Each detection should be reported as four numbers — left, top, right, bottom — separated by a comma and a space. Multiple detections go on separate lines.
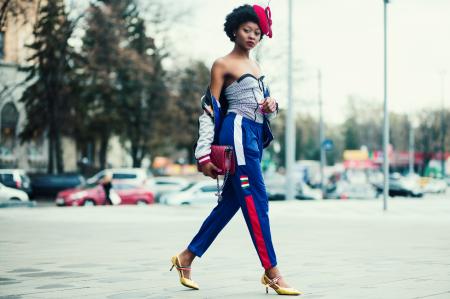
113, 184, 135, 190
20, 175, 30, 184
113, 173, 137, 179
0, 32, 4, 60
0, 173, 14, 183
1, 103, 19, 149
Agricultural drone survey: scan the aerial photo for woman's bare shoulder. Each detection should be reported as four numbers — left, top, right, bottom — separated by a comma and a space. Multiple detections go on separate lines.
212, 56, 232, 70
211, 56, 233, 78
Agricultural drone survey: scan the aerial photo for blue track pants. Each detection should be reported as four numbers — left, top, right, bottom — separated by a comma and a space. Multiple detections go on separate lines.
188, 113, 277, 270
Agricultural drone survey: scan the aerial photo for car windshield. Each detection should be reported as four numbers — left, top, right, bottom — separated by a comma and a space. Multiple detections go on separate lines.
113, 184, 136, 190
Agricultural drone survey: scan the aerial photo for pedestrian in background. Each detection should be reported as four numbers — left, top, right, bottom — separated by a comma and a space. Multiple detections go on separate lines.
101, 171, 113, 205
170, 4, 300, 296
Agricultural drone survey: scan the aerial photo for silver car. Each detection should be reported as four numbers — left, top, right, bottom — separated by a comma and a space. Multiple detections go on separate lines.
146, 176, 192, 202
0, 183, 29, 202
160, 181, 219, 205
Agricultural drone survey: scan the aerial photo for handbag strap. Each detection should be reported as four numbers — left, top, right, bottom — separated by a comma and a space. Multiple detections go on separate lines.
216, 148, 232, 202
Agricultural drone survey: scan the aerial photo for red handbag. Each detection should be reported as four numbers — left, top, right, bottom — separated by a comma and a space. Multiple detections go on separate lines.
197, 145, 235, 175
198, 145, 235, 202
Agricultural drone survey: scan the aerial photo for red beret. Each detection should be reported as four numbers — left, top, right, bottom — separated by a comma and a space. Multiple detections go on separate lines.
252, 4, 273, 38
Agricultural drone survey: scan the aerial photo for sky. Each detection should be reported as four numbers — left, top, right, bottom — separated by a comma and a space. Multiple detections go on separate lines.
165, 0, 450, 124
69, 0, 450, 124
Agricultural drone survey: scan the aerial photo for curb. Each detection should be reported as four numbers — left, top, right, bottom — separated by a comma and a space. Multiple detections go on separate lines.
0, 200, 37, 208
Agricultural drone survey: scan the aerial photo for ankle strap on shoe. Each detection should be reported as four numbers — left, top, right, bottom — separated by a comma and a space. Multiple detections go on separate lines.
177, 266, 191, 271
267, 275, 281, 286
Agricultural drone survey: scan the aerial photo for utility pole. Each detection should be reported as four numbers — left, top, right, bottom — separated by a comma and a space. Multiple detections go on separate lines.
408, 120, 415, 175
285, 0, 296, 200
440, 71, 447, 178
382, 0, 390, 211
318, 70, 325, 197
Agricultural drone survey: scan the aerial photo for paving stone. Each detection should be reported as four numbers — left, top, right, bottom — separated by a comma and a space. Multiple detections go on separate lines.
0, 196, 449, 298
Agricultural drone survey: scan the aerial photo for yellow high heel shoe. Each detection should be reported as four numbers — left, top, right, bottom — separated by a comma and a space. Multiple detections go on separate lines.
261, 274, 301, 296
170, 255, 199, 290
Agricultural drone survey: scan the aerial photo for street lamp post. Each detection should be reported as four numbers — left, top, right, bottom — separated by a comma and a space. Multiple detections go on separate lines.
318, 70, 326, 197
382, 0, 390, 211
408, 116, 418, 175
408, 121, 415, 175
286, 0, 296, 200
440, 71, 447, 179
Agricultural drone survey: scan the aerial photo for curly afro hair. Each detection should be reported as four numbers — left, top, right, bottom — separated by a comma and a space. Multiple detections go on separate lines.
224, 4, 262, 42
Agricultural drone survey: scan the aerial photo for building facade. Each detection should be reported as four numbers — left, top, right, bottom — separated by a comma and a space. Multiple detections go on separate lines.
0, 1, 131, 173
0, 0, 48, 171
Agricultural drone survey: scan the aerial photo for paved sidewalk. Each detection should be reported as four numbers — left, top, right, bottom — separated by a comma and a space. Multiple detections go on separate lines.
1, 198, 449, 299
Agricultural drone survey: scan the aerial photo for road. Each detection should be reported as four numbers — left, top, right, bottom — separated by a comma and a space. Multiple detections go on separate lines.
1, 196, 449, 299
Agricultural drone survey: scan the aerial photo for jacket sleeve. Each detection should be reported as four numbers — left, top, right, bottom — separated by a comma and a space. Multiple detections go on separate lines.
195, 111, 214, 166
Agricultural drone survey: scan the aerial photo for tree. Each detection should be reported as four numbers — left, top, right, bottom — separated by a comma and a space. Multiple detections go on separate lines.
389, 113, 409, 151
19, 0, 77, 174
415, 109, 450, 173
342, 116, 360, 150
79, 0, 128, 169
269, 111, 322, 167
170, 61, 210, 163
78, 0, 173, 168
117, 10, 168, 167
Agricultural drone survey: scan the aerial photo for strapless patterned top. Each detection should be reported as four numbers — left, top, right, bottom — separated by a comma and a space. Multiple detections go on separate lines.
224, 73, 267, 124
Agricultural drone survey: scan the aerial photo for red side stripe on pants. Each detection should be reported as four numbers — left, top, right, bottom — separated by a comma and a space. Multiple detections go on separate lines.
244, 195, 271, 269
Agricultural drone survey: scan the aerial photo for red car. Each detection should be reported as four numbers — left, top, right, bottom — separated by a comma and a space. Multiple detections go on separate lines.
55, 181, 154, 206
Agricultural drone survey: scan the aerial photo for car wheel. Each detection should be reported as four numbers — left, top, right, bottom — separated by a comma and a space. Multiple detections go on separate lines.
10, 197, 21, 201
136, 199, 148, 205
83, 199, 96, 206
181, 202, 190, 205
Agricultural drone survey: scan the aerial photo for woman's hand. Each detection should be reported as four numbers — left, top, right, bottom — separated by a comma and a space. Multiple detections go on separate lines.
259, 97, 277, 113
201, 162, 221, 179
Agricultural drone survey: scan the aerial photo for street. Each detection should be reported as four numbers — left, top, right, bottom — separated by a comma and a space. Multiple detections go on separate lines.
1, 197, 450, 299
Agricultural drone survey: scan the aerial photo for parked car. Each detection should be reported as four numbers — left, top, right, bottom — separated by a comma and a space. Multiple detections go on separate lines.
159, 181, 218, 205
147, 176, 192, 202
325, 182, 378, 199
55, 181, 155, 206
297, 183, 323, 200
0, 169, 32, 195
0, 183, 29, 202
374, 173, 423, 197
86, 168, 152, 185
422, 178, 447, 194
265, 173, 322, 200
266, 182, 322, 200
30, 173, 85, 198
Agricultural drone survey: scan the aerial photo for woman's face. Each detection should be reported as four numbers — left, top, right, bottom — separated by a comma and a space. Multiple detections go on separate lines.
234, 21, 261, 50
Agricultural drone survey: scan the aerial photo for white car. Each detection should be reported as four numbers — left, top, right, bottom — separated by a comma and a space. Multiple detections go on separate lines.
160, 180, 220, 205
0, 183, 29, 202
87, 168, 152, 185
423, 178, 447, 194
300, 183, 323, 200
147, 176, 192, 201
0, 169, 32, 195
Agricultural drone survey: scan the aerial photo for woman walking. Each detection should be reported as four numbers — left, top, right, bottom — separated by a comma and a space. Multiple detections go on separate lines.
171, 4, 300, 296
101, 172, 113, 205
